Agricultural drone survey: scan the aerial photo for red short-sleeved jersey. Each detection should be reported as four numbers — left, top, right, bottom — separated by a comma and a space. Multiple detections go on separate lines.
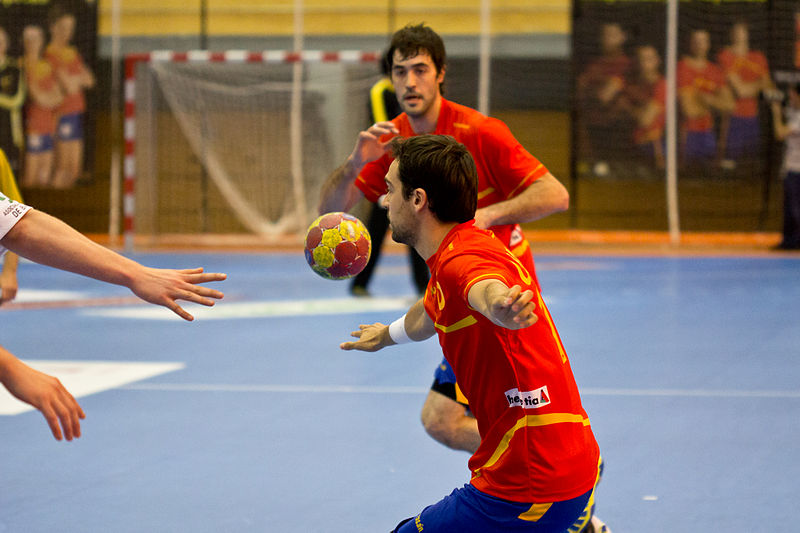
627, 77, 666, 145
25, 59, 59, 135
423, 221, 599, 503
355, 99, 548, 275
45, 44, 87, 115
677, 59, 726, 132
716, 48, 769, 118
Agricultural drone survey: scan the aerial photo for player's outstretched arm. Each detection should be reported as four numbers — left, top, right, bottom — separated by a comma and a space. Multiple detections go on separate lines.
474, 173, 569, 230
468, 279, 538, 330
340, 297, 434, 351
317, 121, 399, 214
1, 209, 226, 321
0, 344, 85, 441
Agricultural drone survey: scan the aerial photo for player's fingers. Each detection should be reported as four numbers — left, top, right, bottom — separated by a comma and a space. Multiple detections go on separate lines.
61, 388, 85, 437
512, 289, 535, 310
513, 302, 538, 326
503, 285, 522, 306
184, 272, 227, 285
172, 286, 222, 307
350, 329, 364, 339
54, 400, 77, 441
166, 300, 194, 321
40, 404, 63, 441
371, 121, 398, 132
186, 284, 225, 300
175, 267, 205, 274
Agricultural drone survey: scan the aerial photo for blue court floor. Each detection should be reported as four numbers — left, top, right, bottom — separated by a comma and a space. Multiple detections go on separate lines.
0, 249, 798, 532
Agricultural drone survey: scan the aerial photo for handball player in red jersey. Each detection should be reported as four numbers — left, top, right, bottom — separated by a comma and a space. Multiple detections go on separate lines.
340, 135, 601, 533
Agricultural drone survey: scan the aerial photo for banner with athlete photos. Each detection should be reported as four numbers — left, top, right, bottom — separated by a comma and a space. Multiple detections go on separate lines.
0, 0, 97, 188
571, 0, 797, 182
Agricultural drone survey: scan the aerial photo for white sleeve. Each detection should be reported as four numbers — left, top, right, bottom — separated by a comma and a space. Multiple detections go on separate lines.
0, 193, 32, 255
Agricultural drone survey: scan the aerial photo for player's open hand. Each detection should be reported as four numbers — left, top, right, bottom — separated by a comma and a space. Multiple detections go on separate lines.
1, 353, 85, 441
488, 284, 538, 330
340, 322, 393, 352
128, 267, 226, 321
350, 121, 400, 167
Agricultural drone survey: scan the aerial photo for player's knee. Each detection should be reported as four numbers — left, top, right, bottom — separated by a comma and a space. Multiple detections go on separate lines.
420, 401, 458, 447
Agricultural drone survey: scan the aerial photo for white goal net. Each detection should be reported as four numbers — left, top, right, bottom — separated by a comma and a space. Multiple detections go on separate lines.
125, 51, 380, 248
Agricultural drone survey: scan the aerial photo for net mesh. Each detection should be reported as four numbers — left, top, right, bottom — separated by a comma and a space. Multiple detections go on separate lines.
133, 58, 379, 243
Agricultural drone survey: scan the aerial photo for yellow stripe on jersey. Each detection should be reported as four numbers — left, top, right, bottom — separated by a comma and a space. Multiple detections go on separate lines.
477, 187, 495, 201
510, 238, 530, 259
506, 164, 544, 199
534, 290, 567, 363
455, 383, 469, 405
462, 272, 509, 302
518, 502, 553, 522
434, 314, 477, 333
472, 413, 591, 477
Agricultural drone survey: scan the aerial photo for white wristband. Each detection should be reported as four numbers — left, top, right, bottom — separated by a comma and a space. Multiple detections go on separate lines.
388, 314, 412, 344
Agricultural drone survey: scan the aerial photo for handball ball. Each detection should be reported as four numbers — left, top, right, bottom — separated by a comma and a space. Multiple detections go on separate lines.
304, 212, 371, 280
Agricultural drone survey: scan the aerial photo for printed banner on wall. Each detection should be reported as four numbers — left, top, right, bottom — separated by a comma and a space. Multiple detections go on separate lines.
571, 0, 797, 181
0, 0, 97, 188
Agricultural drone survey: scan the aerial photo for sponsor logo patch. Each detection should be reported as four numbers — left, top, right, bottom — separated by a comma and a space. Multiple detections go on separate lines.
505, 385, 551, 409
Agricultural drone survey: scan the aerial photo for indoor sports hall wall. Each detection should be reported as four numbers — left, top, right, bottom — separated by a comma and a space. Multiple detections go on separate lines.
2, 0, 794, 240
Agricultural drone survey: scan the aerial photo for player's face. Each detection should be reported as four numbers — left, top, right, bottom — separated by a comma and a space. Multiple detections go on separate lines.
601, 24, 625, 53
731, 23, 748, 46
23, 27, 43, 55
382, 161, 417, 247
690, 31, 710, 58
637, 46, 660, 73
391, 50, 444, 121
52, 15, 76, 44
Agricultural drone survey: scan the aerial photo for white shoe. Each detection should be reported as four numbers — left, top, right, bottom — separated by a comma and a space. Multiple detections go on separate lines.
589, 516, 611, 533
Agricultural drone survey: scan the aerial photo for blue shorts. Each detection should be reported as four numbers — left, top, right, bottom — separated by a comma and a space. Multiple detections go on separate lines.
683, 130, 716, 162
26, 132, 54, 153
57, 113, 84, 141
392, 483, 594, 533
724, 116, 760, 160
431, 357, 469, 407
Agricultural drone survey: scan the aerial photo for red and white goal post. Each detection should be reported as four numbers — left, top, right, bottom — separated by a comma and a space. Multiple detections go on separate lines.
122, 50, 380, 250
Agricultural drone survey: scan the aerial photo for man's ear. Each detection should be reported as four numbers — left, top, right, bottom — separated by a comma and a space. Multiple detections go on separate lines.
412, 188, 428, 211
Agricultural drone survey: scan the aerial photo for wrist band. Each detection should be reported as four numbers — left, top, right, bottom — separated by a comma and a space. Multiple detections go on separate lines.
388, 314, 412, 344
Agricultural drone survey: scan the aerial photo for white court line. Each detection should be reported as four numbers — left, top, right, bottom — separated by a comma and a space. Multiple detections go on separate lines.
581, 387, 800, 398
0, 361, 185, 415
121, 383, 800, 399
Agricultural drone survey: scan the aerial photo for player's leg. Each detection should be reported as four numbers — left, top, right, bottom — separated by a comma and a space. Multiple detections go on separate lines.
51, 113, 84, 188
420, 358, 480, 453
783, 170, 800, 248
23, 133, 54, 187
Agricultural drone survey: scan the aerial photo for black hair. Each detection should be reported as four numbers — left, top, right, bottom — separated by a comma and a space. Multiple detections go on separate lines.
390, 135, 477, 223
